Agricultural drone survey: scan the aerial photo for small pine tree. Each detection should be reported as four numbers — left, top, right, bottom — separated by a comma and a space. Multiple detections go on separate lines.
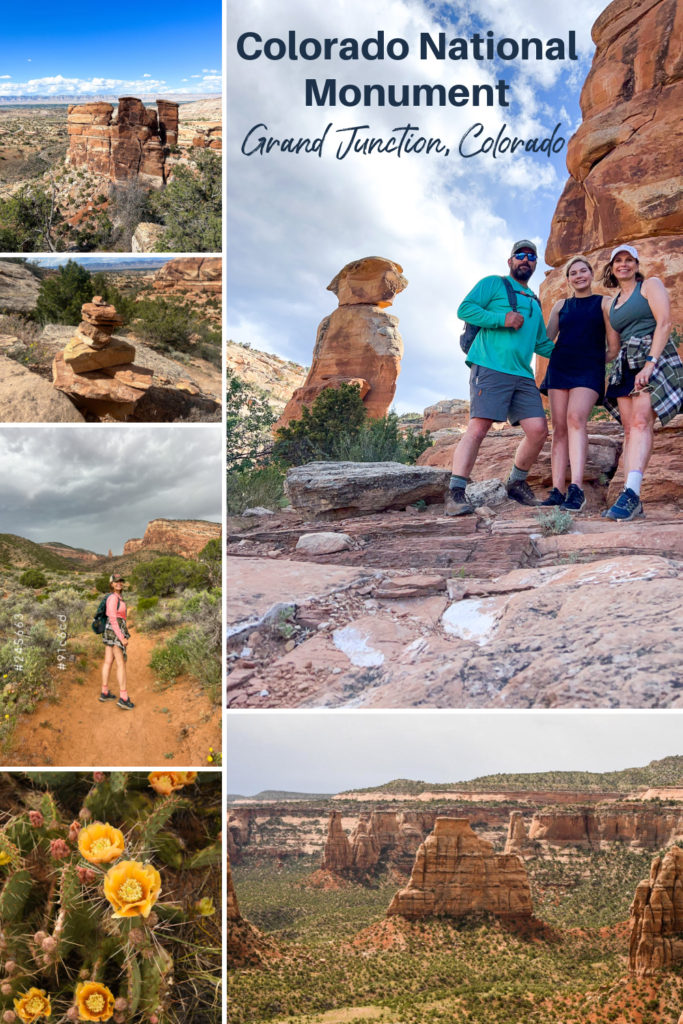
148, 151, 221, 252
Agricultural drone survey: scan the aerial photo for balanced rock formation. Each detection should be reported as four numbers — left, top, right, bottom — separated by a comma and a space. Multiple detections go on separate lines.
153, 257, 222, 297
387, 817, 533, 921
122, 518, 221, 558
275, 256, 406, 431
540, 0, 683, 330
67, 97, 180, 183
285, 462, 450, 520
629, 846, 683, 975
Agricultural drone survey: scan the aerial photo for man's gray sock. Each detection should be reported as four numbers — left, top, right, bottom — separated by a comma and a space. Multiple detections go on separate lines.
449, 474, 468, 491
507, 464, 528, 484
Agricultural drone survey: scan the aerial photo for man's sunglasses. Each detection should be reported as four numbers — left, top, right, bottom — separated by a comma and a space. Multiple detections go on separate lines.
513, 251, 537, 262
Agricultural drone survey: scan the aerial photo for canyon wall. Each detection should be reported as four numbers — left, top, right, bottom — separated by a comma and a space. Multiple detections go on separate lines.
629, 846, 683, 975
123, 518, 221, 559
67, 97, 179, 183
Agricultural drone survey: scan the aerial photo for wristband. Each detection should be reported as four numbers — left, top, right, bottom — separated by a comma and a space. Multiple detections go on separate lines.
645, 357, 656, 364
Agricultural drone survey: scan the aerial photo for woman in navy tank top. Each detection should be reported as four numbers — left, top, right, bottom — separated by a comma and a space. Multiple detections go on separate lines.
540, 256, 620, 511
601, 244, 683, 521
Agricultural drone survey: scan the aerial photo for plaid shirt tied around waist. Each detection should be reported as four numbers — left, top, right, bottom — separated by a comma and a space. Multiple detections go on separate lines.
604, 333, 683, 426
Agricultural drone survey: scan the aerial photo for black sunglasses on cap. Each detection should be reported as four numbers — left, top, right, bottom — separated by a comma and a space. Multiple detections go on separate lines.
513, 251, 537, 262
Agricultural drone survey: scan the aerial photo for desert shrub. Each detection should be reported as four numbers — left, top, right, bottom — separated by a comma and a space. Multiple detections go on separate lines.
130, 555, 210, 597
148, 150, 222, 251
137, 596, 159, 612
226, 463, 286, 515
130, 296, 220, 363
535, 507, 574, 536
226, 369, 277, 470
0, 184, 65, 251
18, 568, 47, 589
39, 589, 89, 633
107, 178, 152, 249
198, 538, 221, 586
93, 574, 111, 593
149, 623, 220, 702
273, 383, 432, 467
35, 262, 130, 326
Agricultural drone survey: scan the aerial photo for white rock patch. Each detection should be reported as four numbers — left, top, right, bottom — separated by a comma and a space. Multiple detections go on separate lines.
333, 625, 385, 667
442, 598, 502, 645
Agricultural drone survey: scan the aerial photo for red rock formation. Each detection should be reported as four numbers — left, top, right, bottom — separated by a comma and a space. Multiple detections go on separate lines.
152, 257, 222, 297
540, 0, 683, 334
386, 817, 533, 920
629, 846, 683, 975
528, 803, 683, 850
504, 811, 534, 857
422, 399, 470, 432
321, 811, 352, 873
275, 257, 406, 431
349, 816, 380, 875
227, 853, 275, 967
67, 97, 180, 183
39, 544, 99, 564
122, 518, 221, 558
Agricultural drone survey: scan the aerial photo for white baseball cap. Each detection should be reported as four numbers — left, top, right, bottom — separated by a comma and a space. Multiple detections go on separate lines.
609, 244, 638, 261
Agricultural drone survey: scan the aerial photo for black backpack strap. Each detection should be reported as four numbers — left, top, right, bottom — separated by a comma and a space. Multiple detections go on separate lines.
500, 276, 517, 312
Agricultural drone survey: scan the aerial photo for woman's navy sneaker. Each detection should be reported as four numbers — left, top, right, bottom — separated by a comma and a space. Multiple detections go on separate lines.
562, 484, 586, 512
540, 488, 565, 507
116, 696, 135, 710
99, 691, 117, 703
602, 487, 643, 521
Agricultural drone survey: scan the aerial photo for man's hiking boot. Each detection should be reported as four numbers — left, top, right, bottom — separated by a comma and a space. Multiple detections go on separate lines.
446, 485, 474, 516
540, 487, 565, 507
99, 691, 117, 703
562, 483, 586, 512
116, 696, 135, 710
506, 479, 539, 506
602, 487, 643, 521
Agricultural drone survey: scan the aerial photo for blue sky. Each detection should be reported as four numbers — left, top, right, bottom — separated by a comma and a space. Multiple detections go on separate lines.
227, 0, 607, 413
0, 0, 221, 97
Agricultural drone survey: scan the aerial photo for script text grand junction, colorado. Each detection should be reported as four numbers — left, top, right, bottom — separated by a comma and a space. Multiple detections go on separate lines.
236, 29, 578, 160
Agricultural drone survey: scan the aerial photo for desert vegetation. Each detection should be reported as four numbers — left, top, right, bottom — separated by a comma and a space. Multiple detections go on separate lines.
227, 378, 433, 515
228, 851, 683, 1024
0, 539, 221, 751
0, 770, 221, 1023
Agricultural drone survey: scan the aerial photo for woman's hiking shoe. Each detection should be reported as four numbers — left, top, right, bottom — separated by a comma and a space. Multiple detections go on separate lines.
99, 691, 117, 703
562, 484, 586, 512
602, 487, 643, 521
506, 479, 539, 506
446, 485, 474, 516
540, 488, 565, 507
116, 696, 135, 710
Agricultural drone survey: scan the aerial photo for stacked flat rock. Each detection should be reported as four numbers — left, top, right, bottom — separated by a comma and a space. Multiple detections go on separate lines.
53, 297, 152, 420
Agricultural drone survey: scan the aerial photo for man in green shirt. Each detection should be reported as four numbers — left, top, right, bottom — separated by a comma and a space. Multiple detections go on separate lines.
448, 240, 555, 515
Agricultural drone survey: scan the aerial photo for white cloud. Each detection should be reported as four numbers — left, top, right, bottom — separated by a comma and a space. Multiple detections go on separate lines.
143, 73, 151, 78
0, 75, 11, 80
0, 73, 216, 98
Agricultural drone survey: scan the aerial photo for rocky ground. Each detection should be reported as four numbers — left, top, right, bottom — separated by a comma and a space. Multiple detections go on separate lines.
0, 106, 68, 187
227, 419, 683, 709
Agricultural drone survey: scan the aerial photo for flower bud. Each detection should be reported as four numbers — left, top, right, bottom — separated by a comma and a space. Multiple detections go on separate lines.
41, 936, 57, 953
127, 928, 145, 946
33, 932, 47, 945
146, 912, 158, 928
66, 1007, 79, 1021
149, 1016, 159, 1024
114, 1015, 125, 1024
79, 969, 90, 980
3, 961, 15, 976
28, 811, 44, 828
49, 838, 69, 860
1, 983, 12, 995
93, 772, 106, 783
79, 808, 92, 822
113, 998, 128, 1012
76, 867, 97, 885
3, 1010, 17, 1023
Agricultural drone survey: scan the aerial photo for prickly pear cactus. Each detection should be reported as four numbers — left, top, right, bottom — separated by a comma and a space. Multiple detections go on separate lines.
0, 771, 221, 1023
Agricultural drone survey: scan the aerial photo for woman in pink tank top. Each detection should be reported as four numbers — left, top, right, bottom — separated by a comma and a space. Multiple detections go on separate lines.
100, 574, 135, 710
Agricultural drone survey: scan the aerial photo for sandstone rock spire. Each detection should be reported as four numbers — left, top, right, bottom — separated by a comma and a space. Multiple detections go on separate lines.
275, 256, 406, 431
321, 811, 352, 874
629, 846, 683, 975
387, 817, 533, 921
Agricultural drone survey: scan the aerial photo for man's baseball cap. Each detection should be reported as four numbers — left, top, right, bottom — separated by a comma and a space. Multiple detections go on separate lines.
510, 240, 538, 257
109, 574, 126, 583
609, 244, 638, 261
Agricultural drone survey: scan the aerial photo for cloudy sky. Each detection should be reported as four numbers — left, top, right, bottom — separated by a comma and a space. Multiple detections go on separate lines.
0, 426, 222, 554
227, 0, 607, 413
0, 0, 221, 97
227, 711, 683, 795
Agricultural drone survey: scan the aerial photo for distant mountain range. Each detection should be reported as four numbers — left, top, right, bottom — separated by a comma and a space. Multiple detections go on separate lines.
35, 258, 169, 272
0, 93, 220, 106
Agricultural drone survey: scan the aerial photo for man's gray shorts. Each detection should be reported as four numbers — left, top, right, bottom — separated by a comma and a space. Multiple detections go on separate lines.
469, 364, 545, 424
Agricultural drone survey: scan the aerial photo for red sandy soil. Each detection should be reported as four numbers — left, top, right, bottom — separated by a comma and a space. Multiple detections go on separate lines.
6, 630, 220, 767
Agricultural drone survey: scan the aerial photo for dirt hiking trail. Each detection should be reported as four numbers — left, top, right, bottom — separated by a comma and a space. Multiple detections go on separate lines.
7, 631, 220, 767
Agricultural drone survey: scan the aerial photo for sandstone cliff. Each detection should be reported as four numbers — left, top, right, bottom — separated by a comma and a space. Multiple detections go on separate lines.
540, 0, 683, 329
122, 518, 221, 558
226, 341, 308, 418
275, 256, 406, 431
321, 810, 353, 874
152, 257, 222, 297
386, 817, 533, 921
67, 97, 178, 183
629, 846, 683, 975
528, 803, 683, 851
0, 261, 41, 312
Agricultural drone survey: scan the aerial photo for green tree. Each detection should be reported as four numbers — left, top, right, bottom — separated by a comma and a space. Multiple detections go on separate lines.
35, 261, 94, 325
198, 538, 221, 587
0, 184, 64, 252
130, 556, 210, 597
272, 382, 367, 465
226, 369, 276, 470
18, 569, 47, 589
148, 151, 221, 252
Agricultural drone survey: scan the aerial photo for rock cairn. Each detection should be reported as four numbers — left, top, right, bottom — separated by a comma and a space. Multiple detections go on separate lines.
387, 817, 533, 921
52, 297, 151, 420
629, 846, 683, 975
275, 256, 407, 431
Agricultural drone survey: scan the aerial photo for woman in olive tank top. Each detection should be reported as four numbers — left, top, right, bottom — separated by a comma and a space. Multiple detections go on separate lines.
602, 244, 683, 521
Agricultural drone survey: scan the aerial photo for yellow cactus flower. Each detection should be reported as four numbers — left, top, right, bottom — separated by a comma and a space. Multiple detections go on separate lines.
174, 771, 197, 785
103, 860, 161, 919
78, 823, 125, 865
0, 850, 12, 866
148, 771, 181, 795
14, 987, 51, 1022
75, 981, 115, 1022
